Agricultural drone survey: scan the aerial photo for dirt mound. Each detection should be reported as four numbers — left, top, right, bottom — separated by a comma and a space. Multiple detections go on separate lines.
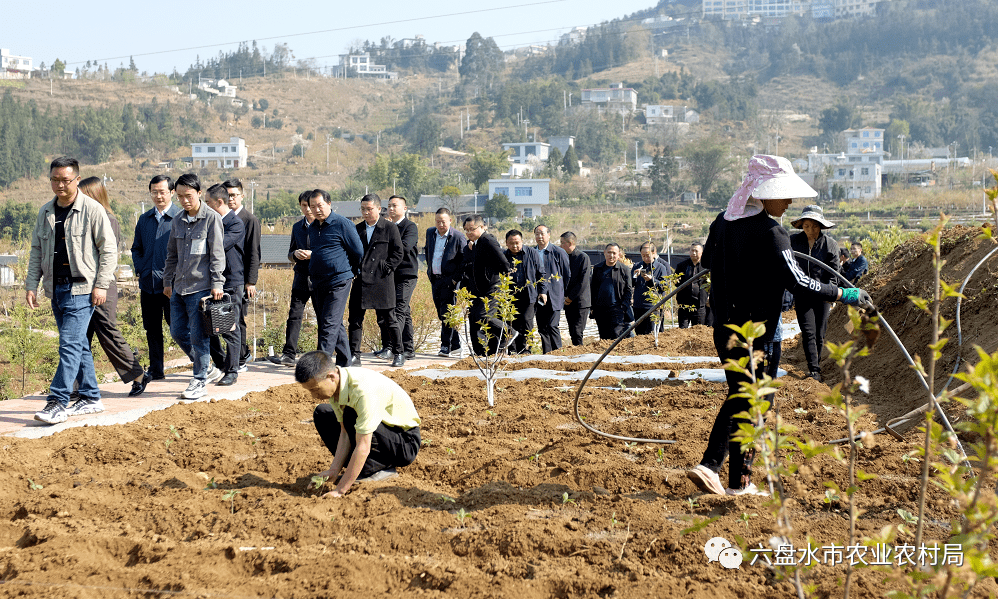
813, 225, 998, 424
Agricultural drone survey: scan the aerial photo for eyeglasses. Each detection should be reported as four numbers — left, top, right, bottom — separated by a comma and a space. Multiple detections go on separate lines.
463, 226, 480, 233
50, 176, 78, 186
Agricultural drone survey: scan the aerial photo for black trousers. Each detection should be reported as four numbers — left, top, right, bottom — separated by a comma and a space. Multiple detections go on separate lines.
382, 277, 416, 354
797, 298, 830, 374
700, 326, 779, 490
140, 290, 172, 378
237, 289, 251, 365
312, 279, 351, 367
594, 305, 628, 340
678, 306, 707, 329
430, 275, 460, 351
349, 282, 397, 357
535, 301, 562, 354
89, 282, 144, 384
564, 303, 589, 346
469, 296, 507, 356
210, 286, 243, 375
509, 291, 536, 354
281, 284, 311, 358
313, 403, 420, 479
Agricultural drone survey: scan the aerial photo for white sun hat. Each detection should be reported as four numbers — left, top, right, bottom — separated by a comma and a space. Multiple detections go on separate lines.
725, 155, 818, 221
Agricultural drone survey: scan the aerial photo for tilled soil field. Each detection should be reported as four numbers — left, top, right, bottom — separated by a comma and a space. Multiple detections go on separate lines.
0, 226, 995, 598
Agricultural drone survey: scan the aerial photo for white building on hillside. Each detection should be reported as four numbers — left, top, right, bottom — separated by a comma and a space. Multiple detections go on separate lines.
192, 137, 248, 169
547, 136, 575, 157
502, 142, 550, 164
488, 178, 550, 219
331, 53, 397, 79
581, 83, 637, 113
1, 49, 32, 79
842, 127, 885, 154
703, 0, 886, 20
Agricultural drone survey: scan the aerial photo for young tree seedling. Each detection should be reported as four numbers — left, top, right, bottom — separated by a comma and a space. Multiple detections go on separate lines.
238, 430, 257, 446
310, 475, 329, 491
27, 479, 42, 490
561, 492, 575, 505
203, 477, 218, 490
222, 489, 240, 514
454, 508, 472, 527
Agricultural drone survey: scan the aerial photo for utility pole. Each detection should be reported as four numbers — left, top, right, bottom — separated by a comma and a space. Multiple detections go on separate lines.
249, 181, 257, 213
325, 135, 332, 169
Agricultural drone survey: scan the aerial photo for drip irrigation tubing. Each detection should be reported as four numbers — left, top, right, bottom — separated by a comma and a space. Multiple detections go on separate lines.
941, 245, 998, 393
572, 270, 709, 444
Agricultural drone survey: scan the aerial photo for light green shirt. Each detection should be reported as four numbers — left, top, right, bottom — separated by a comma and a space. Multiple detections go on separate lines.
332, 367, 420, 435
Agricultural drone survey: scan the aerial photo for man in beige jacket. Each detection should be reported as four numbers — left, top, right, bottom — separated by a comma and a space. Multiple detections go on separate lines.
26, 157, 117, 425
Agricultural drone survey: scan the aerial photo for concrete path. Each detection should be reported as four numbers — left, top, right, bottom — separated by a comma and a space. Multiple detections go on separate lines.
1, 351, 461, 439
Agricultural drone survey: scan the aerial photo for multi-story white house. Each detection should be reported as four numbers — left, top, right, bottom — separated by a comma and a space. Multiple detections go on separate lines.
1, 49, 33, 79
331, 53, 397, 79
703, 0, 885, 19
581, 83, 637, 113
502, 142, 551, 164
488, 179, 550, 219
842, 127, 885, 154
192, 137, 248, 169
828, 159, 882, 199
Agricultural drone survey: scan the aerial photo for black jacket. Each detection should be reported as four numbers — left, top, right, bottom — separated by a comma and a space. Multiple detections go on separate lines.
675, 258, 708, 310
288, 217, 311, 291
590, 261, 633, 319
393, 217, 419, 280
704, 211, 839, 342
536, 243, 572, 310
632, 260, 671, 311
462, 232, 509, 297
790, 231, 840, 287
424, 226, 467, 284
219, 210, 245, 288
353, 217, 404, 310
564, 248, 592, 309
235, 207, 261, 286
505, 246, 545, 304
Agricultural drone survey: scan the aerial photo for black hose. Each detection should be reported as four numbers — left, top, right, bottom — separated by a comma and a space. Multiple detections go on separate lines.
571, 270, 710, 444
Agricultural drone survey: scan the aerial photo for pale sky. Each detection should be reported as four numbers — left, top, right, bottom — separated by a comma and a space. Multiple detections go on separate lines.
4, 0, 660, 76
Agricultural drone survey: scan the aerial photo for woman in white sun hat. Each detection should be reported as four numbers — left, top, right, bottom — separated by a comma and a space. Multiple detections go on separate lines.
790, 204, 841, 382
687, 155, 872, 497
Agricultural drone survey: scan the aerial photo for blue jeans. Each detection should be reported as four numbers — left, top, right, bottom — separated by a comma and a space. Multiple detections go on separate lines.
170, 290, 212, 380
49, 283, 99, 407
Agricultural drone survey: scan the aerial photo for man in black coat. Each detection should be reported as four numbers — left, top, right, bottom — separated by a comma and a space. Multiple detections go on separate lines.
269, 191, 314, 367
348, 194, 404, 367
205, 184, 245, 385
425, 208, 466, 357
504, 229, 544, 354
533, 225, 572, 353
675, 242, 709, 328
224, 178, 261, 369
380, 195, 419, 361
461, 215, 511, 356
590, 243, 633, 340
559, 232, 591, 346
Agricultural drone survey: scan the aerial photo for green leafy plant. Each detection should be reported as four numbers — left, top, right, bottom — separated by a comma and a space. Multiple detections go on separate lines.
454, 507, 472, 527
238, 430, 257, 446
222, 489, 240, 514
27, 478, 42, 490
310, 475, 329, 491
738, 512, 757, 530
561, 492, 575, 504
447, 404, 462, 412
203, 477, 218, 490
164, 425, 181, 451
439, 495, 456, 503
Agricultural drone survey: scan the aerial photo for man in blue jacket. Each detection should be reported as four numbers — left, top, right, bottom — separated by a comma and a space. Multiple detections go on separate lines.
269, 191, 314, 367
533, 225, 572, 353
131, 175, 182, 381
309, 189, 364, 367
205, 184, 245, 386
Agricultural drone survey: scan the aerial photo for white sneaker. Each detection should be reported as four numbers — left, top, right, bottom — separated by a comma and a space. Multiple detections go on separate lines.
66, 397, 105, 416
181, 379, 206, 399
449, 347, 468, 359
726, 483, 770, 497
206, 365, 224, 384
34, 400, 68, 425
687, 465, 726, 495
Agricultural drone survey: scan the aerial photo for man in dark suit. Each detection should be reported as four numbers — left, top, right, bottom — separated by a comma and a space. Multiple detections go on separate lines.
205, 184, 245, 385
224, 178, 261, 370
379, 195, 419, 361
348, 194, 404, 367
462, 215, 510, 356
632, 241, 673, 336
425, 208, 466, 357
533, 224, 571, 353
590, 243, 633, 340
503, 230, 544, 354
675, 242, 709, 328
269, 191, 314, 366
559, 231, 591, 346
132, 174, 182, 381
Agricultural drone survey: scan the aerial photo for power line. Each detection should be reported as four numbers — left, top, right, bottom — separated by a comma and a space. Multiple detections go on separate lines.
67, 0, 570, 67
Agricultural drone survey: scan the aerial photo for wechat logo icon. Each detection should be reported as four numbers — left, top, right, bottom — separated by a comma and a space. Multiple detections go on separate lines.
704, 537, 743, 569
